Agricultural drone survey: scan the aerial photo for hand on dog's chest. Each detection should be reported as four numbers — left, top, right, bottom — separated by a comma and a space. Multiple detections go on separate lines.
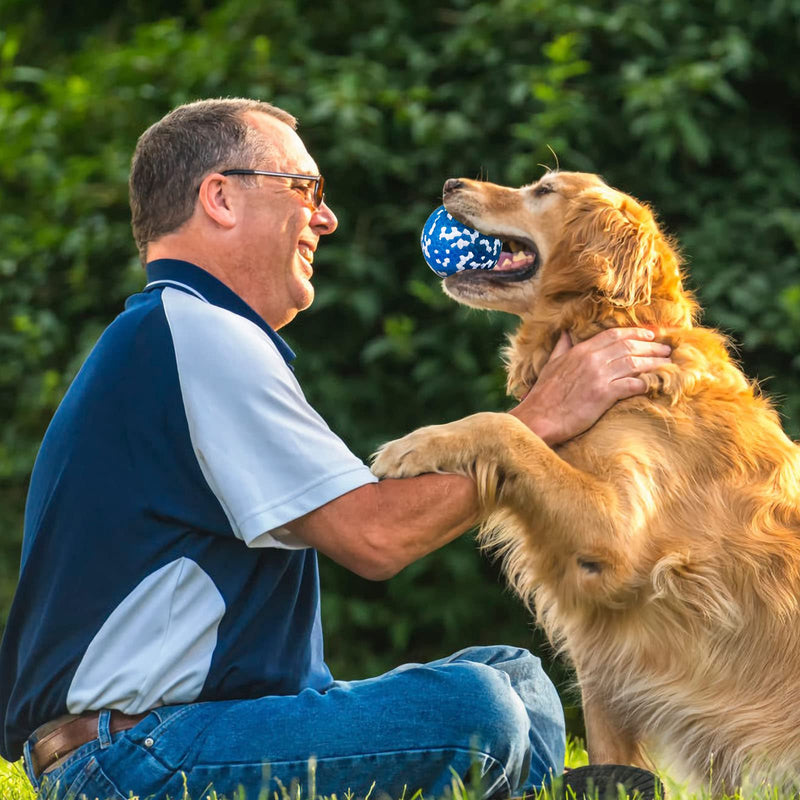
420, 206, 501, 277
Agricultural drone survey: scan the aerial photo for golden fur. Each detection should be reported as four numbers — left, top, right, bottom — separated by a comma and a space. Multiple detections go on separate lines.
372, 172, 800, 792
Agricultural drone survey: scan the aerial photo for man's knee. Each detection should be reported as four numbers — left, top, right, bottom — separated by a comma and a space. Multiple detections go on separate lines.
440, 662, 534, 789
442, 651, 565, 790
446, 646, 563, 735
446, 643, 535, 667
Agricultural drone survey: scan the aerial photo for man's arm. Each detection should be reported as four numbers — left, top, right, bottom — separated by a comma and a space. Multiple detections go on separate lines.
286, 327, 672, 579
285, 473, 479, 580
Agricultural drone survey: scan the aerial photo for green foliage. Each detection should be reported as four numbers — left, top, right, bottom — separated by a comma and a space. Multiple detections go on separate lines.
1, 0, 798, 699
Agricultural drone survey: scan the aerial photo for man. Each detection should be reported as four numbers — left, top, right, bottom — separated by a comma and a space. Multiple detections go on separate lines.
0, 98, 672, 800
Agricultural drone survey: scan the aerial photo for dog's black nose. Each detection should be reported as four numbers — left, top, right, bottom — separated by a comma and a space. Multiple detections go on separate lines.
443, 178, 464, 196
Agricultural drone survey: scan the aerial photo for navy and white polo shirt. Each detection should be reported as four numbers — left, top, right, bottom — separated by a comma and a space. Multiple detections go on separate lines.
0, 259, 377, 761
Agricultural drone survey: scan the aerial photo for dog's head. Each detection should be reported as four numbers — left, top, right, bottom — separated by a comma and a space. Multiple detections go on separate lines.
441, 171, 697, 333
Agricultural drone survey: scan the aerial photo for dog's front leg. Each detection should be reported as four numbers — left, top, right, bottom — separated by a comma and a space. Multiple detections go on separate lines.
371, 412, 521, 510
373, 411, 646, 601
581, 693, 648, 768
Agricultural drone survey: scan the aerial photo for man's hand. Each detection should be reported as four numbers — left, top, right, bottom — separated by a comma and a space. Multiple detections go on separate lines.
509, 328, 672, 446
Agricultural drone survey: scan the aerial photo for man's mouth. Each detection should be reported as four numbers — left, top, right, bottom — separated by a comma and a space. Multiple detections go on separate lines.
298, 243, 315, 264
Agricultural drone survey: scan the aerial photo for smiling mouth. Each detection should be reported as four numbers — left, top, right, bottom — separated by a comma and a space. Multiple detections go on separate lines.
298, 244, 315, 264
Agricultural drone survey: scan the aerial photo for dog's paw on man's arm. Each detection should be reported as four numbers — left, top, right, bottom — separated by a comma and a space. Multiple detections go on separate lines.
371, 412, 523, 481
371, 420, 478, 480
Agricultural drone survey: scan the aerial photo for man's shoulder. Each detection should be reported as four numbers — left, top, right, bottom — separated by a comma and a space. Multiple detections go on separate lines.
159, 286, 291, 377
103, 287, 170, 345
74, 289, 174, 384
160, 285, 279, 339
99, 286, 281, 369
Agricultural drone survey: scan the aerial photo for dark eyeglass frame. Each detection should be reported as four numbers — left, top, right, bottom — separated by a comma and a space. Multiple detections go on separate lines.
221, 169, 325, 208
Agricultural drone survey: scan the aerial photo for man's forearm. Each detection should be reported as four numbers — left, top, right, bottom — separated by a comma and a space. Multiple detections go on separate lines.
286, 473, 479, 580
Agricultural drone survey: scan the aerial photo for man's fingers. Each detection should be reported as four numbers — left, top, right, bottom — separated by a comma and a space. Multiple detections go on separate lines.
581, 326, 656, 352
608, 354, 672, 379
610, 339, 672, 357
520, 326, 672, 446
602, 340, 671, 373
610, 375, 649, 399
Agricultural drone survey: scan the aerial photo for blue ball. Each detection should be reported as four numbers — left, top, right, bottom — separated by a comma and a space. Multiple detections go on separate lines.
420, 206, 502, 277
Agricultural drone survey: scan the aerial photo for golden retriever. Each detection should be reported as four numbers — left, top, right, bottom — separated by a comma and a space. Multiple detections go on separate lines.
371, 171, 800, 793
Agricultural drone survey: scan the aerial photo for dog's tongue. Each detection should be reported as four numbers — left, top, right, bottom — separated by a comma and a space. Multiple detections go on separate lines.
493, 250, 536, 271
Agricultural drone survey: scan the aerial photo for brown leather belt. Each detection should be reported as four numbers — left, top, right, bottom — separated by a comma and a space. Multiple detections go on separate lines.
29, 710, 148, 778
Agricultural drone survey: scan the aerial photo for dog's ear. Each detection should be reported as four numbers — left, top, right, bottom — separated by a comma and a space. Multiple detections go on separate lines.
569, 191, 659, 308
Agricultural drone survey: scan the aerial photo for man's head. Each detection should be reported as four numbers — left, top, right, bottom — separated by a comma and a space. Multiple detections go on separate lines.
129, 98, 338, 329
130, 98, 294, 261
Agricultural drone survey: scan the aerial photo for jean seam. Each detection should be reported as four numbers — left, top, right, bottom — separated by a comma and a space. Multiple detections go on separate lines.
136, 703, 199, 742
22, 739, 38, 790
59, 756, 127, 800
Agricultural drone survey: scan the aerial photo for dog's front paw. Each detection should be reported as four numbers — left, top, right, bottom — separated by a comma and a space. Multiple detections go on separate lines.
371, 426, 455, 479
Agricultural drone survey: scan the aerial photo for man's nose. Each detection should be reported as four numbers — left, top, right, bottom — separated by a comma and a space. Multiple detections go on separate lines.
312, 201, 338, 235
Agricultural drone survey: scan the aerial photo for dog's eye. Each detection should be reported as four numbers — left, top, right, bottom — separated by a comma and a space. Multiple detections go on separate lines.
533, 184, 554, 197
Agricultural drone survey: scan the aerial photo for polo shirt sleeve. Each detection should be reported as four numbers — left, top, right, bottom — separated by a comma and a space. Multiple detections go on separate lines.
162, 287, 377, 548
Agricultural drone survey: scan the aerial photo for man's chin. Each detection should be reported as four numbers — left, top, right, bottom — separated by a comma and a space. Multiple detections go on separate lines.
295, 281, 315, 313
272, 283, 314, 330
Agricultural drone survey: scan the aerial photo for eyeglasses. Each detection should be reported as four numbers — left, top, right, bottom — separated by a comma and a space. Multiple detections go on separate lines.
221, 169, 325, 208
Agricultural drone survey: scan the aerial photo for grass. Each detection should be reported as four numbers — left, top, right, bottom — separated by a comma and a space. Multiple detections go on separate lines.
0, 737, 796, 800
0, 757, 35, 800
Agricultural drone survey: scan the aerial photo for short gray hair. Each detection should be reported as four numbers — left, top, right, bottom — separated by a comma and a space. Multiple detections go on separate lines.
129, 98, 297, 262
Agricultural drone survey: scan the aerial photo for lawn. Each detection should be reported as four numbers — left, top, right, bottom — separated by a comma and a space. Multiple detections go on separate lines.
1, 737, 796, 800
0, 739, 585, 800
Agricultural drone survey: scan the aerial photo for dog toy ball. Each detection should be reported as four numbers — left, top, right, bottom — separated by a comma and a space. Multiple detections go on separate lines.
420, 206, 501, 277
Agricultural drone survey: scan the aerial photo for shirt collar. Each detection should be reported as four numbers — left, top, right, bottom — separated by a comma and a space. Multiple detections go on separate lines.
144, 259, 296, 365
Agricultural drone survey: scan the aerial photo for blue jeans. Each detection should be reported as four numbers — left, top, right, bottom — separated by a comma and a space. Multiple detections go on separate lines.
28, 646, 565, 800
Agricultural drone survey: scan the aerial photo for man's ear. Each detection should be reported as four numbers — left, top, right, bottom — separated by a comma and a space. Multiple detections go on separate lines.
197, 173, 237, 230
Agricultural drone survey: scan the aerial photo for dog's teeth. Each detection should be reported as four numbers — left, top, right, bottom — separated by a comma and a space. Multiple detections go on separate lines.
509, 240, 522, 253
